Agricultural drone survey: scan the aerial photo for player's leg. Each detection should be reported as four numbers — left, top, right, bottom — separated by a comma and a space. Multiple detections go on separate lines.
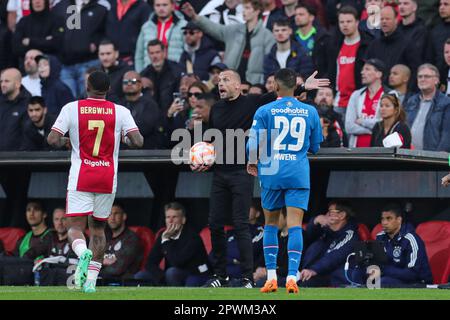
66, 190, 94, 289
260, 188, 283, 293
284, 189, 309, 294
204, 171, 231, 287
82, 193, 115, 293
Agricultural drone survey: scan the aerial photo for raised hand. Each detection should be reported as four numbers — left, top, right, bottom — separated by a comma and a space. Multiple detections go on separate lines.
304, 71, 330, 91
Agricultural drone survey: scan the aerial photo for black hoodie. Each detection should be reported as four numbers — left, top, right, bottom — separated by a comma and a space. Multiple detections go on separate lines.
11, 0, 65, 57
397, 17, 428, 63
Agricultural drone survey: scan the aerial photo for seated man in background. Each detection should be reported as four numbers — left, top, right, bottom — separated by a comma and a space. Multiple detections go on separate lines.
14, 201, 54, 261
135, 202, 210, 286
299, 200, 360, 287
101, 203, 142, 281
39, 207, 78, 286
371, 203, 432, 287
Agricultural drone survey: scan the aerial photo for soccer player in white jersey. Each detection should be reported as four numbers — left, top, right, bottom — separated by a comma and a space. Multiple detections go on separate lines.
47, 71, 144, 293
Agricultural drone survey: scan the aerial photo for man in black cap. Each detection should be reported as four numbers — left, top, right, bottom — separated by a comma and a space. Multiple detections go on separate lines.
205, 62, 228, 97
345, 58, 390, 148
179, 21, 221, 81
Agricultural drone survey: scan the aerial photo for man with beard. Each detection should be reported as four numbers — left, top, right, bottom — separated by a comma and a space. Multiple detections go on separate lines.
21, 49, 43, 97
101, 203, 142, 280
314, 87, 347, 146
21, 96, 58, 151
14, 201, 54, 261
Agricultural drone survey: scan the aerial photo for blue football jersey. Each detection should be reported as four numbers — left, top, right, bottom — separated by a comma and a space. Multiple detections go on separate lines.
247, 96, 322, 190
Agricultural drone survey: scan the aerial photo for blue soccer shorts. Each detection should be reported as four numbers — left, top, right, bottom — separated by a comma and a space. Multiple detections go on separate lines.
261, 187, 310, 211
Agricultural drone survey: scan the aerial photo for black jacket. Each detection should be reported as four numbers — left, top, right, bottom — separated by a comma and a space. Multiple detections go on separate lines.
366, 28, 422, 85
118, 93, 168, 149
179, 37, 220, 81
426, 20, 450, 86
310, 26, 330, 78
397, 18, 428, 64
326, 29, 372, 90
140, 60, 183, 112
370, 120, 412, 149
40, 55, 74, 115
102, 60, 133, 102
53, 0, 107, 65
146, 225, 210, 275
11, 0, 64, 58
21, 114, 57, 151
0, 21, 12, 70
0, 87, 31, 151
105, 0, 151, 58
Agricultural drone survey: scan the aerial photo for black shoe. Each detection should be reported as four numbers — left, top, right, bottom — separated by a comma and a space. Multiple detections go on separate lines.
237, 278, 255, 289
203, 275, 229, 288
438, 282, 450, 289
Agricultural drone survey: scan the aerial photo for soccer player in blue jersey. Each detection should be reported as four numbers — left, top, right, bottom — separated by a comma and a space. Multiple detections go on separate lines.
246, 68, 323, 294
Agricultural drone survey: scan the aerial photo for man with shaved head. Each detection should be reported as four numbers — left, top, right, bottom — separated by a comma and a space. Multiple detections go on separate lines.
118, 71, 166, 150
190, 68, 329, 288
366, 6, 422, 84
0, 67, 32, 227
388, 64, 412, 104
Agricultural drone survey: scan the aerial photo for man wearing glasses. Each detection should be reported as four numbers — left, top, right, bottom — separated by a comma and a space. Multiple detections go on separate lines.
118, 71, 166, 150
179, 21, 221, 81
403, 63, 450, 151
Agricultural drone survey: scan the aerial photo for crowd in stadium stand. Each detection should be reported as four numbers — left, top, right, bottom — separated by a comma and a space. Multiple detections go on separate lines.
1, 0, 450, 287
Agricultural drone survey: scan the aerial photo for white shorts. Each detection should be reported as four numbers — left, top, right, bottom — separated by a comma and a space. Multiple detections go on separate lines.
66, 190, 116, 221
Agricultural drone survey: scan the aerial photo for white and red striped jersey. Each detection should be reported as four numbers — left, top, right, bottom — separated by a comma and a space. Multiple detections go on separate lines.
51, 98, 139, 194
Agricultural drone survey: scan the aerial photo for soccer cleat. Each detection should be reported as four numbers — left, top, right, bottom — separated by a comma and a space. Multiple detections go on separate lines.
82, 281, 96, 293
260, 279, 278, 293
202, 275, 229, 288
75, 249, 93, 289
286, 279, 299, 294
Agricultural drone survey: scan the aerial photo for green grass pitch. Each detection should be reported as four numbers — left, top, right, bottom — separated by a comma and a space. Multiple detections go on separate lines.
0, 286, 449, 300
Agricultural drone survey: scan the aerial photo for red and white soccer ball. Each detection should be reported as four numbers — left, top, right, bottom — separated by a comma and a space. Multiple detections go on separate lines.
189, 142, 216, 166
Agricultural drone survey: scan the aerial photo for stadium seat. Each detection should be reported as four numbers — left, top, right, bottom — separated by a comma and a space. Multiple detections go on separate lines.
416, 221, 450, 284
371, 224, 383, 240
357, 224, 371, 241
129, 226, 155, 271
199, 227, 212, 254
0, 227, 26, 255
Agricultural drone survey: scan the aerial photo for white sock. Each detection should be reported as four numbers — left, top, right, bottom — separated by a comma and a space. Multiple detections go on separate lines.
86, 261, 102, 285
267, 269, 277, 281
287, 275, 297, 283
72, 239, 87, 258
296, 270, 301, 282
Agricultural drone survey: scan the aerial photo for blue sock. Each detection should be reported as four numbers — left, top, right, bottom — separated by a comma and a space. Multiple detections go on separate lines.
263, 225, 278, 271
287, 226, 303, 278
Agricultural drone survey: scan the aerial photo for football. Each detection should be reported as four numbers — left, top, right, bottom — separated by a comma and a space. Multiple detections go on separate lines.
189, 142, 216, 166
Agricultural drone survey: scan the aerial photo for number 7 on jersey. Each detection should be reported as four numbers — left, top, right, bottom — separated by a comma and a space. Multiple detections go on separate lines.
88, 120, 105, 157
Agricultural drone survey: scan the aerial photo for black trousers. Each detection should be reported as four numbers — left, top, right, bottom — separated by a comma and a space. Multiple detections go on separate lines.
209, 169, 254, 280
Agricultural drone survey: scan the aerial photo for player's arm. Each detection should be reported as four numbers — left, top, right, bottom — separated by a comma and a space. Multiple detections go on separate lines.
123, 130, 144, 149
308, 109, 323, 154
47, 130, 70, 149
246, 111, 265, 176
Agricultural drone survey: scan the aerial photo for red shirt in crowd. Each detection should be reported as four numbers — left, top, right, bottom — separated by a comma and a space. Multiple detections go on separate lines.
336, 40, 360, 108
356, 87, 384, 147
